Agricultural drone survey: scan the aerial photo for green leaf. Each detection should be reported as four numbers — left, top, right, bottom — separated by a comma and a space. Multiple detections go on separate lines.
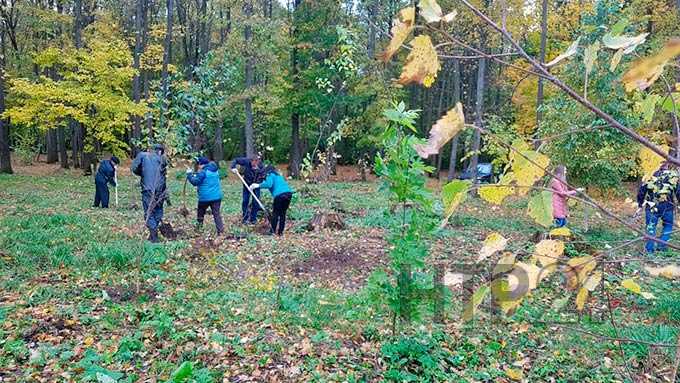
169, 361, 193, 383
527, 191, 553, 227
440, 179, 471, 228
610, 18, 629, 35
661, 93, 680, 115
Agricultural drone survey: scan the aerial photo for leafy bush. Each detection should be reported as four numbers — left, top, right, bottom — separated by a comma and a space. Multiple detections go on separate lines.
381, 332, 456, 382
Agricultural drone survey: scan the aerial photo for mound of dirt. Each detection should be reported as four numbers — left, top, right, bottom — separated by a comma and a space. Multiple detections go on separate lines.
159, 222, 186, 240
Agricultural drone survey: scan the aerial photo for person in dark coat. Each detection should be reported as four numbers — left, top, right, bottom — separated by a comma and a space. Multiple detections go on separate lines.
131, 144, 168, 243
230, 155, 264, 224
637, 161, 680, 253
187, 157, 224, 235
250, 165, 294, 236
93, 156, 120, 208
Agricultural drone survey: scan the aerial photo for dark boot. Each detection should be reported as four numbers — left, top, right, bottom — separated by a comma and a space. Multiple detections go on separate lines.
148, 229, 160, 243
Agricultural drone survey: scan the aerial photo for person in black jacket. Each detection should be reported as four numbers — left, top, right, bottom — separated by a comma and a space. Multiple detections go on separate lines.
637, 162, 680, 253
93, 156, 120, 208
230, 155, 264, 224
131, 144, 168, 243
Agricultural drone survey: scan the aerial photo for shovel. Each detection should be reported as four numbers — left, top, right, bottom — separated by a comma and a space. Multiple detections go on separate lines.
114, 166, 119, 208
232, 169, 272, 222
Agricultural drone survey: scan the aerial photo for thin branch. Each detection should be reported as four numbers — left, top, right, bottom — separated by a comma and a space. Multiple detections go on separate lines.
457, 0, 680, 168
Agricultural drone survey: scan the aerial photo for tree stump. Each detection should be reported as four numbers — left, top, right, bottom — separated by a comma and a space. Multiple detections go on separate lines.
307, 212, 346, 231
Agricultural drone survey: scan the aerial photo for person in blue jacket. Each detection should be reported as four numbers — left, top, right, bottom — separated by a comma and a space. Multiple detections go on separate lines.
93, 155, 120, 208
230, 155, 264, 224
186, 157, 224, 235
249, 165, 294, 236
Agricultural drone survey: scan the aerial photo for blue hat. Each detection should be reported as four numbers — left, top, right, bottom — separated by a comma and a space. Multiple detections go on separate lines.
197, 156, 210, 166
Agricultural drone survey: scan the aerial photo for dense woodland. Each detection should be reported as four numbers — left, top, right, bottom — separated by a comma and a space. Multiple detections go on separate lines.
0, 0, 676, 186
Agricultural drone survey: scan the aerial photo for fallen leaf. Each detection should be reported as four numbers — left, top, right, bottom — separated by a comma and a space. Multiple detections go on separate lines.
575, 287, 589, 311
505, 367, 523, 381
645, 264, 680, 279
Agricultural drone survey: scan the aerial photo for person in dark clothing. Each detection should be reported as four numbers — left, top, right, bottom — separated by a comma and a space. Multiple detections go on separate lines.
131, 144, 168, 243
250, 165, 294, 236
187, 157, 224, 235
230, 155, 264, 224
93, 156, 120, 208
637, 162, 680, 253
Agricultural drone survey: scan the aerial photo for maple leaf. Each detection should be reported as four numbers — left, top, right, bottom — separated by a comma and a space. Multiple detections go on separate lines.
527, 191, 553, 227
639, 144, 669, 181
477, 232, 508, 262
546, 37, 580, 67
379, 7, 415, 62
622, 39, 680, 92
439, 178, 471, 228
398, 35, 441, 87
462, 283, 489, 322
533, 239, 564, 267
415, 102, 465, 158
645, 264, 680, 279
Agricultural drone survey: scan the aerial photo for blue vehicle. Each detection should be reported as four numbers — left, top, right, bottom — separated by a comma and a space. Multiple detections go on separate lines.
458, 163, 496, 183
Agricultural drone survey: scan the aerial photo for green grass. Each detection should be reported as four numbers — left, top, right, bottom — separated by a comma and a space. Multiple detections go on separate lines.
0, 171, 678, 381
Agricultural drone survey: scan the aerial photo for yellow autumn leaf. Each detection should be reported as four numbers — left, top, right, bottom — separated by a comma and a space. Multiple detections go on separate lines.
398, 35, 441, 87
84, 336, 95, 346
582, 270, 602, 291
584, 42, 600, 75
620, 278, 641, 294
575, 287, 589, 311
622, 38, 680, 92
566, 256, 597, 289
639, 144, 669, 181
602, 32, 648, 52
479, 173, 515, 205
462, 284, 489, 322
549, 227, 572, 237
512, 150, 550, 196
415, 102, 465, 158
439, 178, 471, 228
645, 264, 680, 279
505, 367, 523, 381
477, 232, 508, 263
534, 239, 564, 267
379, 7, 415, 62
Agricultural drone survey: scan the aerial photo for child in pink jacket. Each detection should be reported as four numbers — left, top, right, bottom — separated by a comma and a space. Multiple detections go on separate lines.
550, 165, 582, 227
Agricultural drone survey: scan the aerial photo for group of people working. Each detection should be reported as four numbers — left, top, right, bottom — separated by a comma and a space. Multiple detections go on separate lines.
92, 144, 294, 243
551, 162, 679, 254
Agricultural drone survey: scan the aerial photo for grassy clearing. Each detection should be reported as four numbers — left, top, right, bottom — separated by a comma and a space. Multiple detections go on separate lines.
0, 169, 678, 382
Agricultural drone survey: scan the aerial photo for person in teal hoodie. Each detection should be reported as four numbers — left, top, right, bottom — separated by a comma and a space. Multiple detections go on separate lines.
187, 157, 224, 235
249, 165, 293, 236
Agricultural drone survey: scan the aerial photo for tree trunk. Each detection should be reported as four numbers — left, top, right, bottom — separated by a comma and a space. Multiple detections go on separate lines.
470, 57, 486, 184
131, 0, 146, 157
199, 0, 208, 57
46, 130, 58, 163
535, 0, 548, 139
367, 0, 378, 58
0, 38, 10, 174
160, 0, 174, 131
243, 0, 255, 157
214, 121, 224, 161
432, 64, 449, 179
288, 0, 303, 178
57, 127, 68, 169
447, 58, 461, 181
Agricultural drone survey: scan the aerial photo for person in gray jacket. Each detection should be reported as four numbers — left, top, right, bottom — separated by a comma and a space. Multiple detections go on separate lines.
131, 144, 168, 243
